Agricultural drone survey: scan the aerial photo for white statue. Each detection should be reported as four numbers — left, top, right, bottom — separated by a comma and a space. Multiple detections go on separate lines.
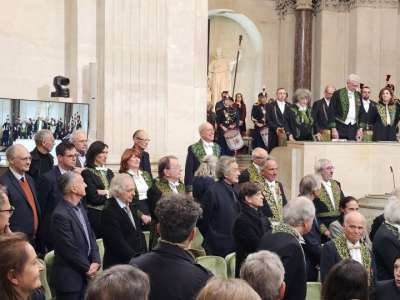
208, 48, 238, 105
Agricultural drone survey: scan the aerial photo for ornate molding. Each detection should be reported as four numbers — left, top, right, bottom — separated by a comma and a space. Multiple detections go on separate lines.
276, 0, 399, 15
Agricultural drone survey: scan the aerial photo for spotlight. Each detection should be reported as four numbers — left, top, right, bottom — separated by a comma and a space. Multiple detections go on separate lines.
51, 76, 70, 98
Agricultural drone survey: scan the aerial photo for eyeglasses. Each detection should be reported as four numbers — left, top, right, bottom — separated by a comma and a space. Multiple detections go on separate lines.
0, 206, 15, 216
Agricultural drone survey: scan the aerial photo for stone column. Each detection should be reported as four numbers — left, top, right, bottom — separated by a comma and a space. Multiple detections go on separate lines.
293, 0, 313, 90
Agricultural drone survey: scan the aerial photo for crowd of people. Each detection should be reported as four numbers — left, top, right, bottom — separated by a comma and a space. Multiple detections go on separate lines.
0, 76, 399, 299
207, 74, 400, 155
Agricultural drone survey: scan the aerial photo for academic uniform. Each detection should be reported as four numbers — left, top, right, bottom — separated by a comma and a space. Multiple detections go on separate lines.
370, 102, 400, 141
286, 105, 314, 141
184, 140, 220, 192
258, 223, 307, 300
311, 98, 336, 135
261, 180, 287, 223
251, 103, 269, 150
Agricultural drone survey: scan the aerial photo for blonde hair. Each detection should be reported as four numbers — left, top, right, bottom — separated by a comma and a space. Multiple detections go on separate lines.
196, 278, 261, 300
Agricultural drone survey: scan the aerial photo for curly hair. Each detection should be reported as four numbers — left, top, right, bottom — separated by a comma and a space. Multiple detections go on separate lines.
155, 194, 202, 243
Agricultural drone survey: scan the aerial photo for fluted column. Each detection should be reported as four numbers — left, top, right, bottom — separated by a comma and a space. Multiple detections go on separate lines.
293, 0, 313, 90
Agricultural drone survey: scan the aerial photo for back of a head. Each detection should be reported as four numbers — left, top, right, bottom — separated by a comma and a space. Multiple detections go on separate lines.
384, 196, 400, 225
283, 196, 315, 227
240, 250, 285, 300
196, 278, 261, 300
85, 265, 150, 300
155, 194, 202, 243
321, 259, 368, 300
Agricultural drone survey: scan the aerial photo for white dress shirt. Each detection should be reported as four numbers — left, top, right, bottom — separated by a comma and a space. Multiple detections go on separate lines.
115, 197, 136, 229
266, 180, 277, 203
362, 99, 370, 113
277, 101, 286, 115
345, 90, 357, 125
324, 98, 331, 107
346, 240, 362, 264
321, 180, 335, 209
168, 181, 180, 194
128, 170, 149, 201
201, 139, 214, 156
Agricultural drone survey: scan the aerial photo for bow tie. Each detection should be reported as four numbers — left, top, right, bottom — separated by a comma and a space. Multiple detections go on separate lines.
96, 166, 107, 172
267, 181, 275, 188
347, 242, 361, 250
203, 142, 214, 148
169, 181, 179, 188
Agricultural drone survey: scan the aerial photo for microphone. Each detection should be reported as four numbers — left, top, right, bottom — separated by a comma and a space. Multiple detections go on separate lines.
390, 166, 396, 190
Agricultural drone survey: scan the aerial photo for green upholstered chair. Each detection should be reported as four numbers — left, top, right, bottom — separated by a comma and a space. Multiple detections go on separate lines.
38, 258, 52, 300
225, 252, 236, 278
306, 282, 322, 300
196, 255, 227, 278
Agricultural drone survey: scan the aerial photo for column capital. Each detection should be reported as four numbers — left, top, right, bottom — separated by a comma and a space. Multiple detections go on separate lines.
296, 0, 314, 10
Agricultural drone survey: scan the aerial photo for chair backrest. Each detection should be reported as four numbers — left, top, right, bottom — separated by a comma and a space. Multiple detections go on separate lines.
38, 258, 52, 300
306, 282, 322, 300
225, 252, 236, 278
44, 251, 55, 298
143, 231, 150, 249
196, 255, 227, 279
192, 227, 204, 249
96, 238, 104, 271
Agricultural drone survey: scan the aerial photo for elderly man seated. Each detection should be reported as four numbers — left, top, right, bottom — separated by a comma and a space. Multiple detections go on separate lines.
321, 211, 374, 283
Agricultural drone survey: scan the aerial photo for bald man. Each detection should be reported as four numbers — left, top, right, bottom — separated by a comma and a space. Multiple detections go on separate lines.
184, 122, 221, 192
0, 144, 41, 250
320, 211, 374, 283
311, 85, 336, 141
239, 147, 268, 184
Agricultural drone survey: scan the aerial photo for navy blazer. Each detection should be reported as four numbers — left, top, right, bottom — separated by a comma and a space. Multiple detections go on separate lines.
139, 150, 152, 178
101, 197, 147, 269
51, 200, 100, 293
0, 169, 41, 238
37, 166, 63, 249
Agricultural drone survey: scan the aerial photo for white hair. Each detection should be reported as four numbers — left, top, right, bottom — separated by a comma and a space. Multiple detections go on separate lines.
69, 129, 87, 143
343, 211, 366, 227
109, 173, 135, 198
215, 156, 236, 180
347, 74, 360, 83
198, 122, 213, 134
314, 158, 331, 174
240, 250, 285, 300
384, 196, 400, 225
251, 148, 268, 164
34, 129, 53, 146
283, 196, 315, 226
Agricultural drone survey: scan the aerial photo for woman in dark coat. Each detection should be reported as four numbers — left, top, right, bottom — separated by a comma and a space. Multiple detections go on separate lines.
233, 93, 247, 135
81, 141, 114, 238
233, 182, 271, 277
251, 93, 269, 150
371, 87, 400, 141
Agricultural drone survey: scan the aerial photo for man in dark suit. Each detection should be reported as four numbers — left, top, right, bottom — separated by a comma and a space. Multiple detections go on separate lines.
330, 74, 363, 140
373, 198, 400, 281
70, 130, 88, 169
130, 194, 212, 300
38, 141, 77, 250
184, 122, 221, 192
132, 129, 152, 177
51, 172, 100, 300
258, 196, 315, 300
373, 256, 400, 299
201, 156, 241, 257
320, 211, 374, 283
266, 88, 292, 151
358, 85, 377, 134
101, 173, 147, 269
0, 144, 41, 250
28, 129, 55, 189
311, 85, 336, 141
238, 147, 268, 184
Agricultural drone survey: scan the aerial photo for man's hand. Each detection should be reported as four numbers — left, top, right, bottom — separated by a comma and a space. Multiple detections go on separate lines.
315, 133, 322, 141
288, 134, 295, 142
324, 230, 332, 238
86, 262, 101, 279
331, 128, 339, 139
141, 215, 152, 225
356, 128, 363, 141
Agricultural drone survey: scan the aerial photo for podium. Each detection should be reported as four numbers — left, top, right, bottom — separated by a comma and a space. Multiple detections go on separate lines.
270, 141, 400, 200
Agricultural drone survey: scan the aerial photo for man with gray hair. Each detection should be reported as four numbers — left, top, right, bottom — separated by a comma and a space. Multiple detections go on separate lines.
51, 171, 100, 300
311, 85, 336, 141
28, 129, 55, 189
239, 147, 268, 184
184, 122, 221, 192
101, 174, 147, 269
321, 211, 373, 283
70, 129, 87, 168
240, 250, 286, 300
314, 158, 344, 240
330, 74, 363, 140
131, 194, 212, 300
258, 196, 315, 300
201, 156, 240, 257
373, 196, 400, 281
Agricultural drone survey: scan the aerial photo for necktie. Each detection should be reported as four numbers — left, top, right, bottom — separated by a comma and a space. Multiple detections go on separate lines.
124, 206, 136, 229
74, 206, 91, 255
